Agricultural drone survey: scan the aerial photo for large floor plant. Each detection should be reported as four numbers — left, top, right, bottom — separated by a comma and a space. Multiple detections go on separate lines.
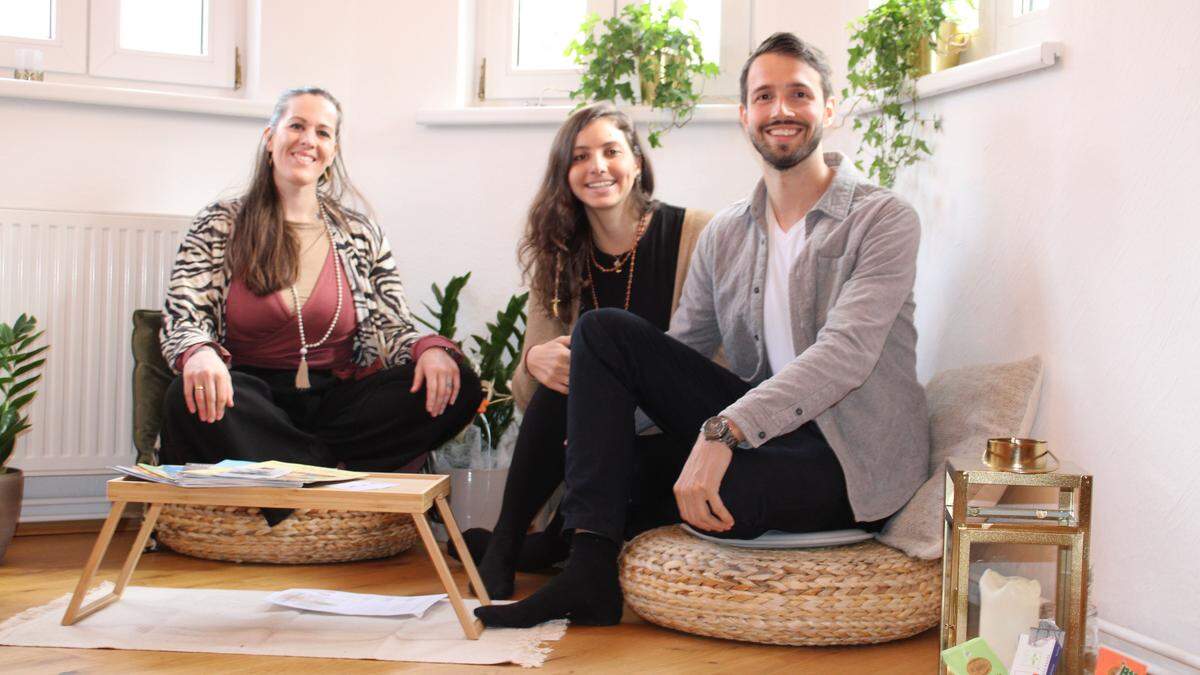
842, 0, 947, 187
1, 314, 47, 560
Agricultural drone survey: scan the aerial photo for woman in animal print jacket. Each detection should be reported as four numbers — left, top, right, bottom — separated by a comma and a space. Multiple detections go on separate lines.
157, 87, 481, 524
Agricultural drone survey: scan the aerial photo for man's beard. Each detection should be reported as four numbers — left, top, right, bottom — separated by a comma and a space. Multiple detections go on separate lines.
750, 122, 823, 171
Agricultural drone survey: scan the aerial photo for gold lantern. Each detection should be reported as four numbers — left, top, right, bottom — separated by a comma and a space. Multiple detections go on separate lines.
940, 439, 1093, 674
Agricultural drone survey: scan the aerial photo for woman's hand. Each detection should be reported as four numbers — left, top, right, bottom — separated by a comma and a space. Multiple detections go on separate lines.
183, 346, 234, 423
526, 335, 571, 394
412, 348, 461, 417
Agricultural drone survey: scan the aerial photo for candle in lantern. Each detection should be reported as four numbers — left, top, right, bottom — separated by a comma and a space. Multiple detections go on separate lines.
979, 568, 1042, 668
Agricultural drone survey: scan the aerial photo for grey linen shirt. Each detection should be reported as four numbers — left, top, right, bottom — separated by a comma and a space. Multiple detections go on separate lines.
668, 153, 930, 522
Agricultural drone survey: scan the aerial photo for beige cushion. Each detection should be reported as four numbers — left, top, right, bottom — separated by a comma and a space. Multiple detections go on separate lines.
877, 356, 1043, 559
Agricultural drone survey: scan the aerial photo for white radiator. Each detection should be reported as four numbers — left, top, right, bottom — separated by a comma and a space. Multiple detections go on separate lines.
0, 208, 188, 476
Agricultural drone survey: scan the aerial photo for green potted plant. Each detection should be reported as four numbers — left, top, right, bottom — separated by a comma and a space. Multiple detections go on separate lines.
841, 0, 948, 187
415, 272, 528, 450
0, 314, 47, 561
566, 0, 718, 147
417, 274, 528, 530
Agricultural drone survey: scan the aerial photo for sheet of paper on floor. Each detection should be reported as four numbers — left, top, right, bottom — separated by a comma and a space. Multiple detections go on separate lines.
266, 588, 446, 617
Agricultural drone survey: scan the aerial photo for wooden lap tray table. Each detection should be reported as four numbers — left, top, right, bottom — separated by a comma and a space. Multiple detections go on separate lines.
60, 473, 491, 639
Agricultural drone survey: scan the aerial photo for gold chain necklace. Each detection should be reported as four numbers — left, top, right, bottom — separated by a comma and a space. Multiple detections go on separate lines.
585, 210, 650, 312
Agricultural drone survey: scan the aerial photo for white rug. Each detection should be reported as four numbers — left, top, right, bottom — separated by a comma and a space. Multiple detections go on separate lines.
0, 583, 566, 667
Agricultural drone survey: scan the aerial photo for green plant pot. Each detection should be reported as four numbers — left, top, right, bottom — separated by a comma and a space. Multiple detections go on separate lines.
0, 466, 23, 562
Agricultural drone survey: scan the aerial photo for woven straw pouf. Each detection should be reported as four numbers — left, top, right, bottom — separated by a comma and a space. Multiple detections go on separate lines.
619, 526, 941, 646
155, 504, 419, 564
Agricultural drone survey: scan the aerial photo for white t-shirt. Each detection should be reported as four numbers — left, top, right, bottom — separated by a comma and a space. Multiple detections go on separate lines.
763, 204, 807, 376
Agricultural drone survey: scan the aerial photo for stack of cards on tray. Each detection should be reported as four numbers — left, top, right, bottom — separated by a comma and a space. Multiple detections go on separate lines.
110, 459, 366, 488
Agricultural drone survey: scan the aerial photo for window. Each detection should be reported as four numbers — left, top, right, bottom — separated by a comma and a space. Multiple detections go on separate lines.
950, 0, 1053, 65
90, 0, 241, 87
0, 0, 243, 89
1012, 0, 1050, 17
475, 0, 750, 103
0, 0, 87, 74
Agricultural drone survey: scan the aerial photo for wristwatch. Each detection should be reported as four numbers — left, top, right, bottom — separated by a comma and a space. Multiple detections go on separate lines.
701, 416, 740, 450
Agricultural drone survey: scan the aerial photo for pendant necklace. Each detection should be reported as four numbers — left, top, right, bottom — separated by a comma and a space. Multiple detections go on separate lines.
290, 201, 343, 389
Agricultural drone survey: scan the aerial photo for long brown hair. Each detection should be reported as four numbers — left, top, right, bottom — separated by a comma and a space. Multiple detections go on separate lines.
518, 102, 656, 318
227, 86, 368, 295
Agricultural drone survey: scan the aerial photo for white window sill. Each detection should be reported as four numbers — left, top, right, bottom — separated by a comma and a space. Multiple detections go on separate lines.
0, 78, 273, 119
852, 41, 1062, 115
416, 103, 740, 127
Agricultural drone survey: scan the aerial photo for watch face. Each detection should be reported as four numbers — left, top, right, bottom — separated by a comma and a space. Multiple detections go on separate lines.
702, 416, 726, 439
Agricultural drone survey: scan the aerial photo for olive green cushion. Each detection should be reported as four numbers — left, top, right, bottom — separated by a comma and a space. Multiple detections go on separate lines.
131, 310, 173, 464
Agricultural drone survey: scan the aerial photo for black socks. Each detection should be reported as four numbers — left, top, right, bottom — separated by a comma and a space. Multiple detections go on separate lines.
474, 532, 623, 628
473, 511, 570, 599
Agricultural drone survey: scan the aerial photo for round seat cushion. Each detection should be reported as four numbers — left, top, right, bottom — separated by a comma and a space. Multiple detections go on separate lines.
619, 526, 940, 646
155, 504, 419, 564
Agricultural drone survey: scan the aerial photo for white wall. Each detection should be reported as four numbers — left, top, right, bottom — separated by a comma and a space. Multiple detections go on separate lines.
1, 0, 1195, 661
882, 0, 1200, 659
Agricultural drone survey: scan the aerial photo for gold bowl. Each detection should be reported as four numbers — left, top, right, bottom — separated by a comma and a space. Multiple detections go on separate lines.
982, 438, 1059, 473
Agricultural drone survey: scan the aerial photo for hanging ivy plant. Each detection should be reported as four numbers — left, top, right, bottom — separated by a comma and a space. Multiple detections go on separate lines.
842, 0, 948, 187
566, 0, 718, 147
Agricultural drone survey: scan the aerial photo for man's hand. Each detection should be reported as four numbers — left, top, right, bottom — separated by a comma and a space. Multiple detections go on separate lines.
526, 335, 571, 394
673, 434, 736, 533
412, 348, 460, 416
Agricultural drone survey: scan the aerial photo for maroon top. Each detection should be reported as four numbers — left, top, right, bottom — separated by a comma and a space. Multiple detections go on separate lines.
176, 248, 464, 378
225, 246, 357, 373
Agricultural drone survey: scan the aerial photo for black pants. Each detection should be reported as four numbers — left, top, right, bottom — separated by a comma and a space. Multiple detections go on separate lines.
508, 384, 695, 541
562, 308, 876, 542
160, 362, 482, 473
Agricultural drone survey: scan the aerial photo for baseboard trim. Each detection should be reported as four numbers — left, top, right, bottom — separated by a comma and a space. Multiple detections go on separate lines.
1099, 619, 1200, 673
16, 516, 141, 537
19, 495, 115, 522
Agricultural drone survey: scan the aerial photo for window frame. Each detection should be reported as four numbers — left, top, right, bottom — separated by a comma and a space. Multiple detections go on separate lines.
960, 0, 1052, 65
88, 0, 243, 89
476, 0, 750, 104
0, 0, 87, 74
478, 0, 614, 102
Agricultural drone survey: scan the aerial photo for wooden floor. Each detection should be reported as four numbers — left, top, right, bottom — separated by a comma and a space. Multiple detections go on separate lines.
0, 530, 938, 673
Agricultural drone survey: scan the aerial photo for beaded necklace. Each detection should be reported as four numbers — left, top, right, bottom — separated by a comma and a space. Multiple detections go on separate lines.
289, 201, 343, 390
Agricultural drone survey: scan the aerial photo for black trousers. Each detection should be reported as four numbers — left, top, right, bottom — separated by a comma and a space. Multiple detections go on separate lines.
160, 362, 483, 473
562, 308, 877, 542
510, 384, 696, 541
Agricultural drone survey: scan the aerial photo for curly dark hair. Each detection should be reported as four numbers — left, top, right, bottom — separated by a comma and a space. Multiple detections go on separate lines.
518, 102, 656, 319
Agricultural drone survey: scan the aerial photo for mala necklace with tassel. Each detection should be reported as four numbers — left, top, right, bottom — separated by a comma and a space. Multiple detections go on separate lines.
289, 201, 343, 389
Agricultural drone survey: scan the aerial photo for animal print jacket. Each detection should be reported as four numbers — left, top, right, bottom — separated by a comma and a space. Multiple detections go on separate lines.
159, 199, 420, 373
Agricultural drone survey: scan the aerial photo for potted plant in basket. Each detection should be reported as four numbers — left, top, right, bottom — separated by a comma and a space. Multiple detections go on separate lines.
0, 314, 47, 561
566, 0, 718, 147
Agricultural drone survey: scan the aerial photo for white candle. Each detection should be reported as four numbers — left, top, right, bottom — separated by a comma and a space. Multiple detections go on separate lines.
979, 568, 1042, 668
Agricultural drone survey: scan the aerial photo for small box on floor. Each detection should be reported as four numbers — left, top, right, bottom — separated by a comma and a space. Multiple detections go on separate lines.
942, 636, 1009, 675
1094, 647, 1148, 675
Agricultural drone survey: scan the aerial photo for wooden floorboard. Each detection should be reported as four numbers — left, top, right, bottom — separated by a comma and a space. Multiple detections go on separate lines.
0, 530, 939, 673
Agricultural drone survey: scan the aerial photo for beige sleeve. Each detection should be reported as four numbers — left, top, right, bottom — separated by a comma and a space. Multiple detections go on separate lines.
671, 208, 713, 315
512, 282, 570, 412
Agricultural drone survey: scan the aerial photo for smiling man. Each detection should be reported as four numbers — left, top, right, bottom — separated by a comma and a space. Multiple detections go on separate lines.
476, 33, 929, 629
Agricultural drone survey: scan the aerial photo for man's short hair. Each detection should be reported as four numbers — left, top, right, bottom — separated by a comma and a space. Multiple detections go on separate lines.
739, 32, 834, 105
